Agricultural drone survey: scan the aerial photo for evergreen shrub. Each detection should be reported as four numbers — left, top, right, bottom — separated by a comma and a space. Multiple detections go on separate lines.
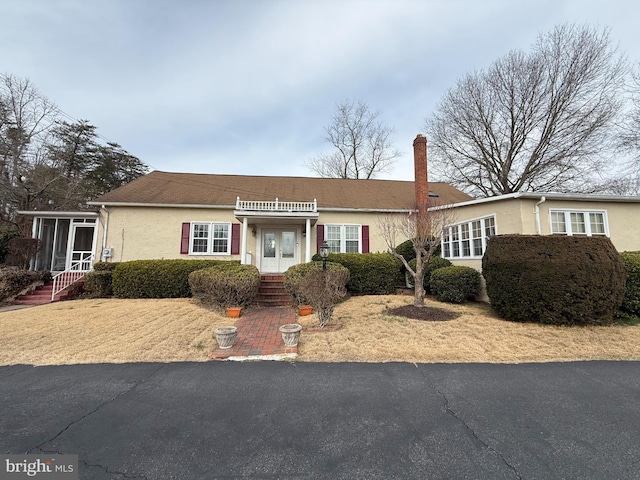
112, 259, 240, 298
619, 252, 640, 318
429, 266, 480, 303
408, 256, 452, 292
482, 235, 626, 325
311, 253, 403, 294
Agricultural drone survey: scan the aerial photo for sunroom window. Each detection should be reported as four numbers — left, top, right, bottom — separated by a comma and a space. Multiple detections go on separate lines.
442, 215, 496, 260
550, 210, 607, 237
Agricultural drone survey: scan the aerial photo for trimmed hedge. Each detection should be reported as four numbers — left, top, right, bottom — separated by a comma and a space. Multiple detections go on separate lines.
283, 261, 350, 306
93, 261, 119, 272
112, 259, 240, 298
189, 264, 260, 308
619, 252, 640, 317
430, 266, 480, 303
83, 271, 114, 298
482, 235, 626, 326
408, 256, 452, 293
311, 253, 403, 294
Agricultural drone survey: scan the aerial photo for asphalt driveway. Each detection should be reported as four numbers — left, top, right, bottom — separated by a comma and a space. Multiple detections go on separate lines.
1, 361, 639, 479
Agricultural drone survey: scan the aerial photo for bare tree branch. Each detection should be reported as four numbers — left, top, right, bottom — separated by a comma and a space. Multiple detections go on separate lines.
307, 99, 401, 179
426, 24, 627, 197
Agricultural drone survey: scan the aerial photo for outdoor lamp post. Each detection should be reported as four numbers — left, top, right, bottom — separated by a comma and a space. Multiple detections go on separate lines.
319, 241, 330, 271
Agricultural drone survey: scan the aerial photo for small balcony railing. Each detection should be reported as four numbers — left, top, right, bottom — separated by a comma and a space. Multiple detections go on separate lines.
235, 197, 317, 213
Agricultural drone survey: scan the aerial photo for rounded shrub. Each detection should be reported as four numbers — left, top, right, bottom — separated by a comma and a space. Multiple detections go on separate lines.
430, 266, 480, 303
482, 235, 626, 326
283, 261, 349, 305
310, 253, 403, 294
92, 261, 119, 272
189, 264, 260, 308
619, 252, 640, 317
408, 256, 452, 293
112, 259, 240, 298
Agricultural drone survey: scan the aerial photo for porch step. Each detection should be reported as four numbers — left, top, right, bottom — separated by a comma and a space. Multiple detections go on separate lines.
258, 275, 293, 307
11, 279, 82, 306
12, 283, 62, 306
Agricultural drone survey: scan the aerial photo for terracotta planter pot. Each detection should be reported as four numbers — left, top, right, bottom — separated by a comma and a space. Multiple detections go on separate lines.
214, 326, 238, 349
226, 307, 242, 318
298, 305, 312, 316
279, 323, 302, 347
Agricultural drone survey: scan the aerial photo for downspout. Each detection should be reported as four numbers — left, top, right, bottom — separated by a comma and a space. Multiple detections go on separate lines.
101, 205, 110, 261
534, 196, 546, 235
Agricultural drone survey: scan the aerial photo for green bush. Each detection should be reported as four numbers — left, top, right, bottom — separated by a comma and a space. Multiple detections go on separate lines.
310, 253, 403, 294
284, 262, 350, 327
430, 266, 480, 303
619, 252, 640, 317
83, 271, 114, 298
408, 256, 452, 292
395, 240, 416, 262
189, 264, 260, 308
112, 259, 240, 298
482, 235, 626, 326
0, 266, 48, 302
283, 261, 350, 306
93, 261, 119, 272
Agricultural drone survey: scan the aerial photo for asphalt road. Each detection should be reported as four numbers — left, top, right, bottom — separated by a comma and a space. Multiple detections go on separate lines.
1, 361, 639, 479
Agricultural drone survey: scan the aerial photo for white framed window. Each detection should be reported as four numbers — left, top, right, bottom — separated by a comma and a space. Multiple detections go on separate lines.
325, 224, 362, 253
190, 222, 231, 255
442, 215, 496, 259
549, 210, 608, 237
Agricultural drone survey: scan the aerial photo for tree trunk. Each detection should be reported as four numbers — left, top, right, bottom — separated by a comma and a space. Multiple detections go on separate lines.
413, 251, 425, 306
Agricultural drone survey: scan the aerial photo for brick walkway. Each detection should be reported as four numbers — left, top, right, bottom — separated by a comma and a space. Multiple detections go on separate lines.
209, 307, 299, 361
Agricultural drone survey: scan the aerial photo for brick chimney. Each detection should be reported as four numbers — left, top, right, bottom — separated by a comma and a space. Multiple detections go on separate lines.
413, 134, 428, 214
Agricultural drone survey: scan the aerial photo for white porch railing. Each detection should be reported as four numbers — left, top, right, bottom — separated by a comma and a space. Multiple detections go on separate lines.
236, 196, 317, 212
51, 253, 94, 301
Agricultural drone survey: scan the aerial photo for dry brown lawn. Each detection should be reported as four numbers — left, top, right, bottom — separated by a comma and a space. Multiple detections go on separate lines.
0, 295, 639, 366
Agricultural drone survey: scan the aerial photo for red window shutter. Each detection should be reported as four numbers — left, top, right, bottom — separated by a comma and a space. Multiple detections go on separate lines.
362, 225, 370, 253
231, 224, 240, 255
180, 223, 190, 254
316, 224, 324, 254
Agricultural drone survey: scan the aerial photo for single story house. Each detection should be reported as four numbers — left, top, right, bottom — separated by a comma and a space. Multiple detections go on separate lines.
18, 134, 640, 300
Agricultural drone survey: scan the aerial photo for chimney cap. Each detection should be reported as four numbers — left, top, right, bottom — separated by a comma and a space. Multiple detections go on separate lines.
413, 133, 427, 145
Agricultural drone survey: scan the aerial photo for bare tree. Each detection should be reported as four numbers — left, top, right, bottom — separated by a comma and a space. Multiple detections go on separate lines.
378, 202, 456, 306
425, 24, 628, 197
619, 63, 640, 168
307, 99, 401, 179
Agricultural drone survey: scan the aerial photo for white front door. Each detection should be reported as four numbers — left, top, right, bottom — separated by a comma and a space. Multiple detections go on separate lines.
260, 229, 298, 273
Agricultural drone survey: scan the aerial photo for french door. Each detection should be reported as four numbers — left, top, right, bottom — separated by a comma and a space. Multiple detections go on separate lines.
260, 229, 298, 273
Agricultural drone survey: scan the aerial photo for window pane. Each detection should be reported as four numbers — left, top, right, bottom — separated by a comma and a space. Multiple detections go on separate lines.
590, 213, 605, 235
212, 224, 229, 253
472, 220, 481, 239
326, 225, 341, 253
452, 226, 460, 257
192, 224, 209, 253
570, 212, 586, 234
263, 231, 276, 258
551, 212, 566, 234
484, 217, 496, 237
344, 225, 359, 252
473, 238, 483, 256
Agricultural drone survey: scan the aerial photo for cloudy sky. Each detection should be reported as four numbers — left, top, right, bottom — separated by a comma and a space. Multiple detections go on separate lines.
2, 0, 638, 181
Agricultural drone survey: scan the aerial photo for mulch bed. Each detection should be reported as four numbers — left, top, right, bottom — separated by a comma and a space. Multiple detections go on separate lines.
386, 305, 459, 322
304, 324, 344, 333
